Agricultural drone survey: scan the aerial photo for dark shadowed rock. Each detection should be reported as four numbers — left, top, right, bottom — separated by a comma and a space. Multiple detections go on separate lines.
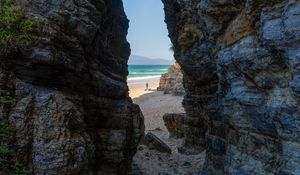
178, 144, 204, 156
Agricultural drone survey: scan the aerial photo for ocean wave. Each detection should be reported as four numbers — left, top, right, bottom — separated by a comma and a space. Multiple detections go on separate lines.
127, 75, 161, 81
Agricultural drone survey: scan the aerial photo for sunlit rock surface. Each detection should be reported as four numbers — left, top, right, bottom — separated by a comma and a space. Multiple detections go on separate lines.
157, 63, 185, 96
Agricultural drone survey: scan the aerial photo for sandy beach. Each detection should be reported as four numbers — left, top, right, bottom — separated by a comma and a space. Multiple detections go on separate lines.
128, 76, 185, 130
127, 77, 161, 98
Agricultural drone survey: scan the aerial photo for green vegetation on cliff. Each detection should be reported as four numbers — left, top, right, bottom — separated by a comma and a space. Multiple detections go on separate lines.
0, 0, 34, 44
0, 94, 28, 174
0, 123, 29, 175
0, 95, 16, 107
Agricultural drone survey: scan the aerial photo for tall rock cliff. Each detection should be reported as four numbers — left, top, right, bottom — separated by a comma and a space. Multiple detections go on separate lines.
162, 0, 300, 174
0, 0, 144, 174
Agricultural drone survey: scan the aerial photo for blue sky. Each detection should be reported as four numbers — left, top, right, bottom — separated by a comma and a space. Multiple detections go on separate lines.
123, 0, 173, 60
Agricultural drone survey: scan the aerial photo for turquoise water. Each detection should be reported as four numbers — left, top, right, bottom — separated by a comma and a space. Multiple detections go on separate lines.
128, 65, 169, 80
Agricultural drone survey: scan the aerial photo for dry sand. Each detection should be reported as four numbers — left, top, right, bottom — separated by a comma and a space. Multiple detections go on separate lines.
128, 78, 205, 175
133, 91, 184, 131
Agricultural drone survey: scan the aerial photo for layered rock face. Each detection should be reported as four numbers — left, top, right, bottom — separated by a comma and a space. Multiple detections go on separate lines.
163, 0, 300, 174
0, 0, 144, 174
157, 63, 185, 96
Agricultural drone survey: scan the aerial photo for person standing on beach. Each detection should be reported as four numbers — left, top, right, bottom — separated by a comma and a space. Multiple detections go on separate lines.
146, 82, 148, 91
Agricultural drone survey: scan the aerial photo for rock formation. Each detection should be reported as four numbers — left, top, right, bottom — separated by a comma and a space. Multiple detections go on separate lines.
0, 0, 144, 174
157, 63, 185, 96
162, 0, 300, 174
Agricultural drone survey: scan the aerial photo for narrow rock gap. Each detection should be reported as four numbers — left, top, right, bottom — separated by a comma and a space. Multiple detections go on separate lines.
123, 1, 206, 174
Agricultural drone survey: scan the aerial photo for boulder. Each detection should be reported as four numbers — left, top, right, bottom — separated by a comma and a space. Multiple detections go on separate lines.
163, 113, 186, 138
142, 132, 171, 154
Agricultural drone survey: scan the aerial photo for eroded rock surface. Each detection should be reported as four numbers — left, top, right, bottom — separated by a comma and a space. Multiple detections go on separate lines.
0, 0, 144, 174
162, 0, 300, 174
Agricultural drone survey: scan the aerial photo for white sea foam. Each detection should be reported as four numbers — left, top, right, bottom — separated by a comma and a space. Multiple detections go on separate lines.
127, 75, 161, 81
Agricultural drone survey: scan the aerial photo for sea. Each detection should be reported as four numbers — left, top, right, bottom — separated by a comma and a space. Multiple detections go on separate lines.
128, 65, 169, 80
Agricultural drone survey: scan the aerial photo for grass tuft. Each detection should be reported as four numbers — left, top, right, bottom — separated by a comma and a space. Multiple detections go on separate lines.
0, 0, 34, 45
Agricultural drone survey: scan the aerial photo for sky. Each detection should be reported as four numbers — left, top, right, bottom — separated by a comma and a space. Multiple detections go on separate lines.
123, 0, 173, 60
